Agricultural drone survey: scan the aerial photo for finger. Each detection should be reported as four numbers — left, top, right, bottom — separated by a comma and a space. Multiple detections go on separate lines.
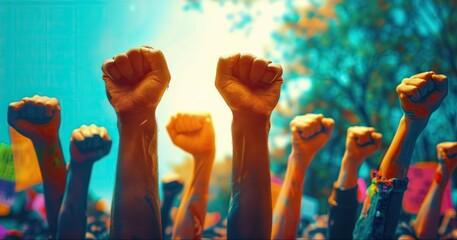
140, 47, 171, 83
22, 102, 37, 120
250, 58, 271, 84
166, 115, 178, 139
260, 63, 282, 84
71, 129, 85, 142
114, 54, 135, 82
126, 48, 144, 81
101, 138, 112, 156
371, 132, 383, 142
357, 132, 372, 145
397, 84, 421, 102
431, 73, 448, 94
238, 53, 256, 83
7, 101, 25, 125
44, 98, 60, 117
410, 71, 434, 79
215, 53, 241, 89
403, 77, 428, 97
91, 134, 102, 149
99, 127, 110, 141
321, 118, 334, 134
102, 59, 122, 81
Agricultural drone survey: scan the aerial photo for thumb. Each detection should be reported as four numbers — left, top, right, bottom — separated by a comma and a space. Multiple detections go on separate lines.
7, 101, 25, 127
140, 47, 171, 82
321, 118, 335, 135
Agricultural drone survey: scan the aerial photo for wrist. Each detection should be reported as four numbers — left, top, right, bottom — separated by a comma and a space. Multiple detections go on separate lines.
288, 150, 314, 170
232, 110, 271, 123
117, 108, 156, 126
192, 149, 216, 162
69, 159, 94, 170
403, 115, 429, 131
341, 152, 364, 171
31, 133, 60, 147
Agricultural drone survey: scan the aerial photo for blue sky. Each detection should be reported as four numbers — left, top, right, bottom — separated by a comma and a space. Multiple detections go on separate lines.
0, 0, 285, 204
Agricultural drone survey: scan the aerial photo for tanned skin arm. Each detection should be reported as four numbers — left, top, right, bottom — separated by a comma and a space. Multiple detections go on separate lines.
167, 112, 215, 239
215, 53, 284, 239
272, 114, 334, 239
57, 124, 111, 239
8, 95, 66, 239
101, 46, 171, 239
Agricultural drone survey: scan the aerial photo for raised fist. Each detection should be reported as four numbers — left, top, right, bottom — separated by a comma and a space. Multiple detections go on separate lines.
166, 112, 215, 157
345, 126, 382, 162
396, 71, 448, 120
161, 175, 184, 197
437, 142, 457, 170
290, 114, 334, 155
8, 95, 61, 142
215, 53, 283, 117
101, 46, 171, 113
70, 124, 112, 163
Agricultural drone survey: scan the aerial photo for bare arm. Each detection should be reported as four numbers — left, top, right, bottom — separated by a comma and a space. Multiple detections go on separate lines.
167, 113, 215, 239
7, 95, 66, 239
378, 72, 448, 179
215, 53, 284, 238
57, 125, 111, 239
272, 114, 334, 239
415, 142, 457, 239
101, 46, 171, 238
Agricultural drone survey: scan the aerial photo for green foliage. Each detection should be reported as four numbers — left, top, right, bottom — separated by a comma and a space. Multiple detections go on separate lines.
184, 0, 457, 213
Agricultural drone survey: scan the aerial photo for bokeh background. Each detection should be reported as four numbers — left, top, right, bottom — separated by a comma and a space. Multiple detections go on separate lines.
1, 0, 456, 226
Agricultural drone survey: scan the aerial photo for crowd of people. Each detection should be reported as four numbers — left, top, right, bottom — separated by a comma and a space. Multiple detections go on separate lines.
0, 45, 455, 239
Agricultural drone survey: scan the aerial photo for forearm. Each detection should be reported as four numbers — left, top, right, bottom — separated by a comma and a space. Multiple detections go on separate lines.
378, 116, 427, 179
33, 137, 66, 238
57, 162, 93, 239
335, 153, 362, 189
272, 152, 311, 239
228, 113, 272, 239
111, 111, 161, 239
173, 153, 214, 239
415, 165, 451, 239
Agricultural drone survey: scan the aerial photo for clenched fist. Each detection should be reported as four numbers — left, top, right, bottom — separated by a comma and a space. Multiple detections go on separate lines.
101, 46, 171, 113
70, 124, 112, 163
290, 114, 334, 156
437, 142, 457, 170
396, 71, 448, 120
215, 53, 283, 117
345, 126, 382, 162
166, 112, 215, 157
8, 95, 61, 142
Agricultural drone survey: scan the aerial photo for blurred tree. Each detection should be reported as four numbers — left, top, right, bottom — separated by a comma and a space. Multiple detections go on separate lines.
183, 0, 457, 212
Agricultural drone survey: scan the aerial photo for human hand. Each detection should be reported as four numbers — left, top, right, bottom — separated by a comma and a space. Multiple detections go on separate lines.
8, 95, 61, 143
162, 175, 184, 197
166, 112, 215, 158
345, 126, 382, 164
215, 53, 283, 118
70, 124, 112, 164
290, 114, 334, 157
396, 71, 448, 120
101, 46, 171, 114
437, 142, 457, 171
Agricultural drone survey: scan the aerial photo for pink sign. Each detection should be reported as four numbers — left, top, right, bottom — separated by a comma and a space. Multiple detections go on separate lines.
357, 178, 367, 203
403, 162, 453, 214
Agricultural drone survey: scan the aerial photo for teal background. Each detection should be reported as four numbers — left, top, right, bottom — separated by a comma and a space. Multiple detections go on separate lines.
0, 0, 181, 203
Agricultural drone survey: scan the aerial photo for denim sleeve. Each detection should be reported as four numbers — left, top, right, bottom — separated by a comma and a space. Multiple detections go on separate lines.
327, 186, 359, 240
353, 176, 408, 239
